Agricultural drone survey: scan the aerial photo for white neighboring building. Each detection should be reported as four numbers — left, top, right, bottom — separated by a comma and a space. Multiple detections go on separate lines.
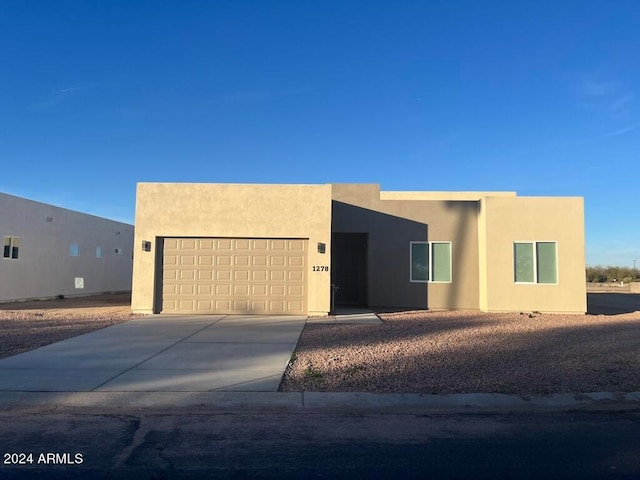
1, 192, 134, 302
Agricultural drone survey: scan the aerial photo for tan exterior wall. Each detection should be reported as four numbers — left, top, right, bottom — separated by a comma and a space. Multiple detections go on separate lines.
480, 196, 586, 313
332, 184, 480, 310
0, 193, 134, 302
131, 183, 332, 315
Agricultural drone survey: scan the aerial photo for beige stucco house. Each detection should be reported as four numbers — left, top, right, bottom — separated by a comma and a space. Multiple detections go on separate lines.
131, 183, 586, 315
1, 192, 134, 302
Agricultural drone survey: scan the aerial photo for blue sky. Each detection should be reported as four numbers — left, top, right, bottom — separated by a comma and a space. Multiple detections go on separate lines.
1, 1, 639, 267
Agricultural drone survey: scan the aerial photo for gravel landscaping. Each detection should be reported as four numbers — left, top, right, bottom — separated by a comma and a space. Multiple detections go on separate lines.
280, 309, 640, 395
0, 293, 142, 359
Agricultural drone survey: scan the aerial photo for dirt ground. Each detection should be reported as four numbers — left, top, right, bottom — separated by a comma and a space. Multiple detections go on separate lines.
0, 293, 142, 359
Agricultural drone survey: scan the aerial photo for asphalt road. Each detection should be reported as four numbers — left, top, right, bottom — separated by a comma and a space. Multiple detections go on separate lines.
1, 408, 639, 479
587, 292, 640, 315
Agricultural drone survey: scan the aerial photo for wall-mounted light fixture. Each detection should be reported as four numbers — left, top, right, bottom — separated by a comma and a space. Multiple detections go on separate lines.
142, 240, 152, 252
317, 242, 326, 254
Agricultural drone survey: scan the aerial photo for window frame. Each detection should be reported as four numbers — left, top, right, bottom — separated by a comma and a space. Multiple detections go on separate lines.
3, 236, 20, 260
513, 241, 558, 285
409, 241, 453, 283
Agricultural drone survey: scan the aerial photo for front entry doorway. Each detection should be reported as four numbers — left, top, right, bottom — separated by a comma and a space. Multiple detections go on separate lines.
331, 233, 367, 306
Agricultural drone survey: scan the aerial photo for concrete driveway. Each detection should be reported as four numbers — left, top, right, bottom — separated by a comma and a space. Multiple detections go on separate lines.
0, 315, 306, 392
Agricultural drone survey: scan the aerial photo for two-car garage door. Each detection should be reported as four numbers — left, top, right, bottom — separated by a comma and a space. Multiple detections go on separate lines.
161, 238, 307, 315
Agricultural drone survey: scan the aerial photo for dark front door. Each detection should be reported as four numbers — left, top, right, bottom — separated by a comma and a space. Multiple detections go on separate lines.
331, 233, 367, 306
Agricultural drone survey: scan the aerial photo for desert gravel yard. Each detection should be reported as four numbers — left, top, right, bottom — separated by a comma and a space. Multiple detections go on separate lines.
0, 294, 141, 359
280, 309, 640, 395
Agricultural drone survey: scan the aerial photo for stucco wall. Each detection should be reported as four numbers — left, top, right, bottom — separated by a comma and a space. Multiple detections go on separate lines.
0, 193, 134, 302
331, 184, 480, 310
479, 196, 586, 313
132, 183, 332, 315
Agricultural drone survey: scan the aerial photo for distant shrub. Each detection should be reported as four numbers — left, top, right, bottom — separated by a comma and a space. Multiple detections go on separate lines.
586, 265, 640, 283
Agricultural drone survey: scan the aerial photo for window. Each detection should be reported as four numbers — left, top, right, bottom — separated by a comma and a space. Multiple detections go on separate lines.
69, 243, 80, 256
114, 248, 122, 255
3, 236, 19, 259
410, 241, 452, 283
514, 241, 557, 284
96, 246, 102, 258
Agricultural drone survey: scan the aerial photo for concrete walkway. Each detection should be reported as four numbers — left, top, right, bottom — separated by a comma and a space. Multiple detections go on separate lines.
0, 314, 306, 392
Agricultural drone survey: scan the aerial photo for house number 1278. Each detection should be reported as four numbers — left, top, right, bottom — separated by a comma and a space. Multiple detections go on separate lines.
312, 266, 329, 272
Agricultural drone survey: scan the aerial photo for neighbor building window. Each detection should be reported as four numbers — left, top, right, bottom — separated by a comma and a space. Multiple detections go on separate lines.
96, 246, 102, 258
3, 236, 19, 259
114, 248, 122, 255
410, 241, 452, 283
69, 243, 80, 256
514, 241, 557, 284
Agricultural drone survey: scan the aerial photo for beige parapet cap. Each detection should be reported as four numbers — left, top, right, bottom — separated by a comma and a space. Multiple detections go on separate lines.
379, 191, 518, 201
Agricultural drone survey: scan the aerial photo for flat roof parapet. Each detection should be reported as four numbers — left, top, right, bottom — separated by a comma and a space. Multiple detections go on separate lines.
379, 191, 518, 201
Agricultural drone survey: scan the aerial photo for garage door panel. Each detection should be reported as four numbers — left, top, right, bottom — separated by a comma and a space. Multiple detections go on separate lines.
289, 256, 304, 267
252, 270, 267, 281
217, 270, 231, 280
197, 300, 213, 311
252, 255, 268, 266
161, 237, 307, 315
288, 271, 304, 282
270, 256, 286, 266
235, 255, 250, 266
163, 284, 177, 295
181, 239, 195, 249
163, 269, 178, 280
216, 256, 232, 266
180, 270, 195, 280
180, 256, 196, 266
270, 271, 285, 281
288, 285, 304, 296
233, 300, 249, 311
179, 300, 194, 310
270, 240, 286, 250
164, 255, 178, 266
251, 300, 268, 312
234, 270, 249, 281
252, 285, 267, 295
198, 255, 213, 265
269, 300, 285, 311
252, 240, 268, 250
199, 271, 213, 280
215, 300, 231, 310
270, 285, 286, 295
234, 285, 249, 295
289, 240, 304, 250
288, 300, 304, 311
